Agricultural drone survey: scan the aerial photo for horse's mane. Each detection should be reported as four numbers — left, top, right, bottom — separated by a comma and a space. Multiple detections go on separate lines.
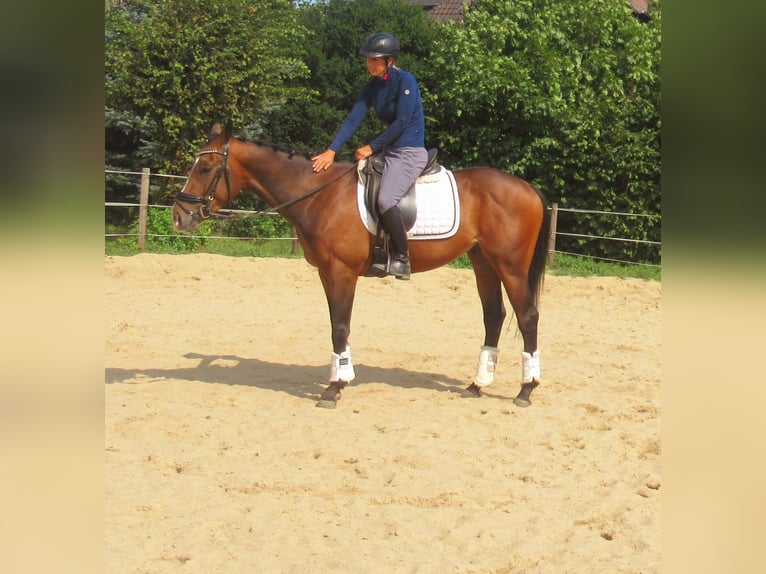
234, 136, 314, 161
234, 136, 355, 163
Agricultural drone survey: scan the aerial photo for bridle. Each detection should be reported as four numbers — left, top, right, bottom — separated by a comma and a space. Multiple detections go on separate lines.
174, 141, 232, 221
174, 140, 357, 222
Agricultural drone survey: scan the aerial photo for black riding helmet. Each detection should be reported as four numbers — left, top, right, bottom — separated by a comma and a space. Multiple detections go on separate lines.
359, 32, 400, 58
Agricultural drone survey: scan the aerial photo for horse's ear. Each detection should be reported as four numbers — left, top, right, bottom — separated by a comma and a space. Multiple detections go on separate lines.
208, 122, 222, 142
224, 120, 233, 140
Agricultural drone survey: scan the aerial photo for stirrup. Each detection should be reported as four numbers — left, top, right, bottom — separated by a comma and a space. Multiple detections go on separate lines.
370, 260, 388, 276
369, 254, 410, 280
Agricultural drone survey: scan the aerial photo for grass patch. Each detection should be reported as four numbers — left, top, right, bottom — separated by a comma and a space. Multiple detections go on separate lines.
549, 252, 660, 281
105, 235, 303, 258
442, 252, 659, 280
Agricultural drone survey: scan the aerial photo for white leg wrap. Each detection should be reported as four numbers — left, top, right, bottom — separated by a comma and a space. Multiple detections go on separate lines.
521, 349, 541, 383
473, 346, 499, 387
330, 345, 355, 382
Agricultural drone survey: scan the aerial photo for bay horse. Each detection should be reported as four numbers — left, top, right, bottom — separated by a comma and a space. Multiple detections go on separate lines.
172, 121, 550, 409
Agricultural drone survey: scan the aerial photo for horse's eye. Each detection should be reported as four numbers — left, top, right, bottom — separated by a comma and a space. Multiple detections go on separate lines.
200, 165, 212, 174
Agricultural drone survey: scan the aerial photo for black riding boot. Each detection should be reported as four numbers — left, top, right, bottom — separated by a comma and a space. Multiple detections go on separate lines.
380, 206, 411, 280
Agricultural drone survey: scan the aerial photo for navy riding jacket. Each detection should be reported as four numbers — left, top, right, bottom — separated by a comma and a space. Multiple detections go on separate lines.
328, 67, 426, 153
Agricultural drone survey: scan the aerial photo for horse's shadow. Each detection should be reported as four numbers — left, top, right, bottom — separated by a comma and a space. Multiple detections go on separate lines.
104, 352, 503, 402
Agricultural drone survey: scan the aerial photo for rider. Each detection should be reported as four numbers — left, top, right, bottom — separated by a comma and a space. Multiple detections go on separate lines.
311, 32, 428, 280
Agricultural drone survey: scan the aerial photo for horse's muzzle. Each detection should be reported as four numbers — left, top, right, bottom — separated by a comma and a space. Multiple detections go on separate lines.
171, 201, 201, 232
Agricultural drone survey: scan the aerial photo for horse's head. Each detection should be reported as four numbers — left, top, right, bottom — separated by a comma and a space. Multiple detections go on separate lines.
172, 121, 235, 232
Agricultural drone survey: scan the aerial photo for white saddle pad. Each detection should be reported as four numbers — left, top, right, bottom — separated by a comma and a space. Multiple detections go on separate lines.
356, 163, 460, 240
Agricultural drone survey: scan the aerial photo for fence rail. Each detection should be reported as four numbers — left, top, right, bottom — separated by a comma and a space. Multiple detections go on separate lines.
105, 168, 661, 267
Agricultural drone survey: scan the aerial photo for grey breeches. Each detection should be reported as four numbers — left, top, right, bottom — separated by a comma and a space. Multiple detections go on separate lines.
377, 146, 428, 213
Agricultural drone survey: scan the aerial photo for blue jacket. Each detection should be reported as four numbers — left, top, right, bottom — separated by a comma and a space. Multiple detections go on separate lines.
329, 67, 426, 153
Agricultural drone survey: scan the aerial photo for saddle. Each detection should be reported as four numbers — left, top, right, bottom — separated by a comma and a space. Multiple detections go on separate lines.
363, 148, 440, 229
361, 149, 440, 277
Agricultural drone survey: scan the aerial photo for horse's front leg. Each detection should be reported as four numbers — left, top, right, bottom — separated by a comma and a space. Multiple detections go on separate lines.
316, 265, 359, 409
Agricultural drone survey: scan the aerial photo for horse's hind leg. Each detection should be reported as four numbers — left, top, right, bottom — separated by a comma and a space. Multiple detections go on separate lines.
499, 269, 541, 407
465, 246, 506, 397
467, 246, 542, 406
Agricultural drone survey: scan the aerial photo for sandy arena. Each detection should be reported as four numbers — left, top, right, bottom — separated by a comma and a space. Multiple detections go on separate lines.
105, 253, 660, 573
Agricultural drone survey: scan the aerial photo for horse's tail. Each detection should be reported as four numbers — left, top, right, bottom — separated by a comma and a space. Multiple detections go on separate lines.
528, 187, 551, 308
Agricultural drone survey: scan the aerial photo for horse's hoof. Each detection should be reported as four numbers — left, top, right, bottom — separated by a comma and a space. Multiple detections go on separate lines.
513, 381, 539, 407
316, 381, 345, 408
315, 398, 338, 409
466, 382, 482, 397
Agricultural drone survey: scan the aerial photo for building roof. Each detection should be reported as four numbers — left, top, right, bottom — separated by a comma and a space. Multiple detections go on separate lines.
411, 0, 474, 22
629, 0, 650, 14
629, 0, 652, 21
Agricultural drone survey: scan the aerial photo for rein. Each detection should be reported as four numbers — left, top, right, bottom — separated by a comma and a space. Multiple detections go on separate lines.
212, 163, 356, 221
174, 144, 356, 222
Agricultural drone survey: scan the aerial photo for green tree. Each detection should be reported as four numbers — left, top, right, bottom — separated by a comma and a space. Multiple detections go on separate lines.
423, 0, 661, 262
105, 0, 311, 197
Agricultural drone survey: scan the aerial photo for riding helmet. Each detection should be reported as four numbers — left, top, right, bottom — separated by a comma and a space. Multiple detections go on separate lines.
359, 32, 400, 58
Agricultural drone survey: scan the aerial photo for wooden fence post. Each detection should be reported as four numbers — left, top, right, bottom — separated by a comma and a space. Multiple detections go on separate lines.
547, 203, 558, 267
138, 168, 150, 250
291, 226, 299, 256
